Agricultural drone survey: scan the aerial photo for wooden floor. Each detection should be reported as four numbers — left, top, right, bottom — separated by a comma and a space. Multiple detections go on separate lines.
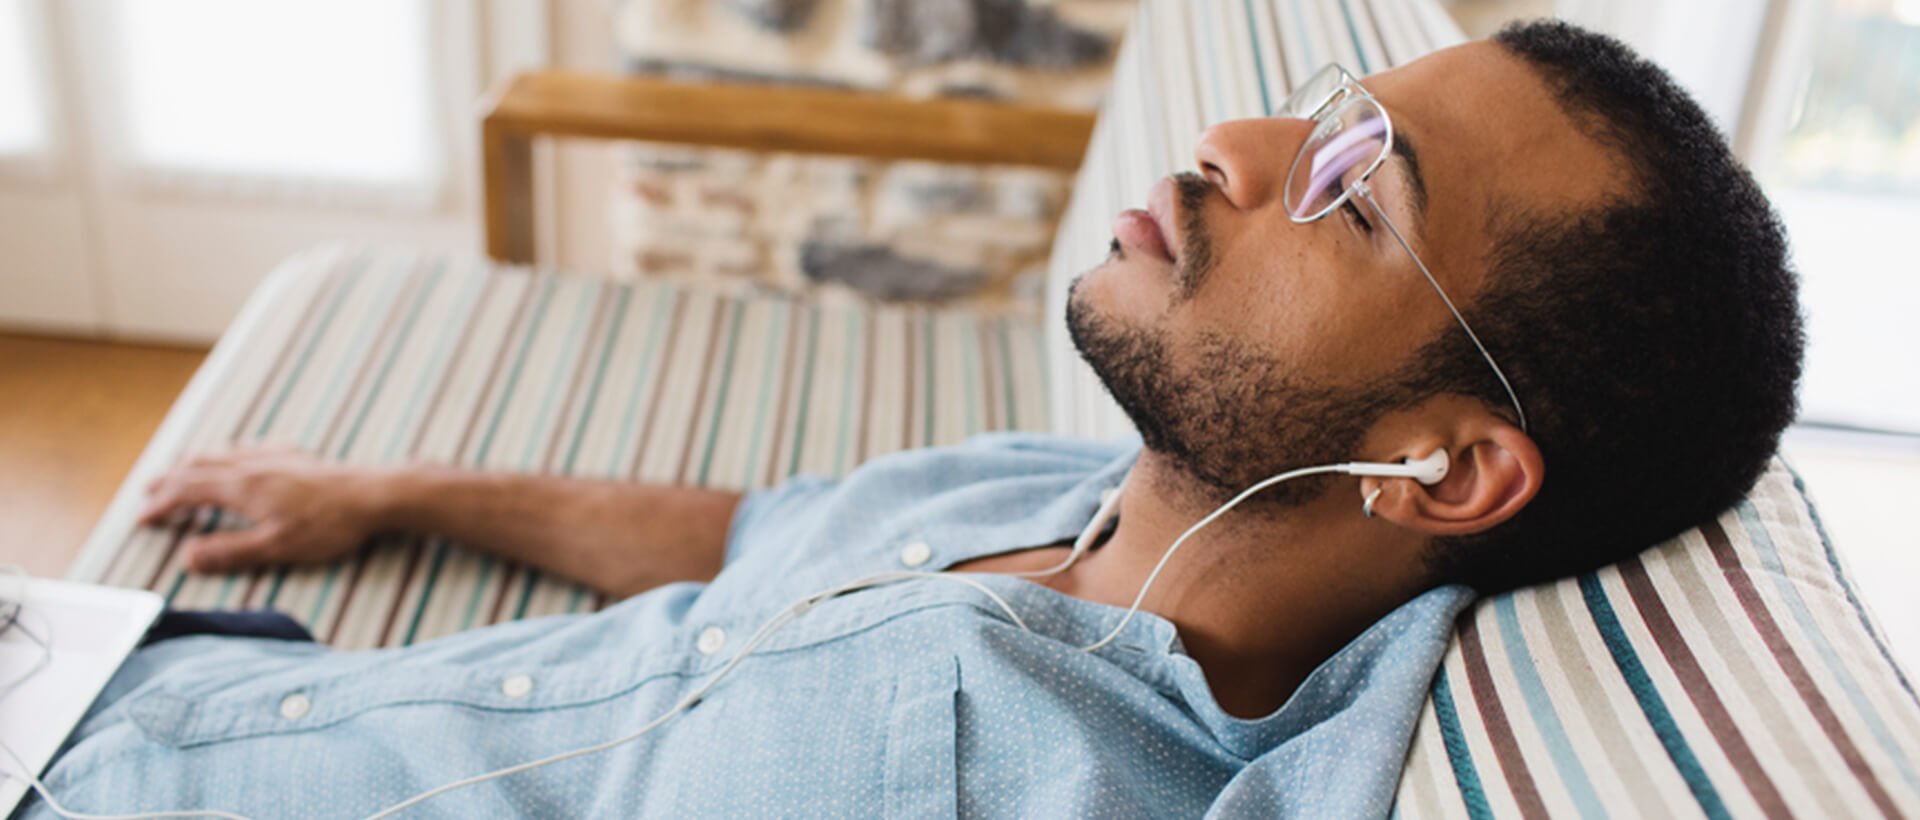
0, 333, 206, 577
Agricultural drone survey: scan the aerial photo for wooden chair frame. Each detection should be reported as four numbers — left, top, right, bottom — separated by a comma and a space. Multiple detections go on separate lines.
479, 71, 1098, 265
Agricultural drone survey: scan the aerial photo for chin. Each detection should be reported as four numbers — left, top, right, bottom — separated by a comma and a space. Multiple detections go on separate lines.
1070, 254, 1167, 326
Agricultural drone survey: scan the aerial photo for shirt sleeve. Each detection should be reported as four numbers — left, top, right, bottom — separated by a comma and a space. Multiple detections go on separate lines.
723, 474, 840, 567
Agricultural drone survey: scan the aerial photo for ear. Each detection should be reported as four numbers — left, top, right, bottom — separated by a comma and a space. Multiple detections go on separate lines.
1363, 425, 1543, 537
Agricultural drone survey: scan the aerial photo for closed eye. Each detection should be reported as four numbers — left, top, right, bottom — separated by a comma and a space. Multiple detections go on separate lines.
1340, 199, 1372, 235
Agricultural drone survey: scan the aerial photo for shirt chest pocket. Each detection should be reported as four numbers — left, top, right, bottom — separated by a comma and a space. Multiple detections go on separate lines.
122, 653, 960, 817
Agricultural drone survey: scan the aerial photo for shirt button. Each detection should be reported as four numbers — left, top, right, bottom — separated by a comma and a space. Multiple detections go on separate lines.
278, 693, 311, 720
900, 541, 933, 567
697, 626, 727, 655
501, 674, 534, 699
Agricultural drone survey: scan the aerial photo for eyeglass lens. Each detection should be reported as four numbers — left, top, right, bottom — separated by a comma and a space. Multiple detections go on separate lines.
1284, 98, 1389, 220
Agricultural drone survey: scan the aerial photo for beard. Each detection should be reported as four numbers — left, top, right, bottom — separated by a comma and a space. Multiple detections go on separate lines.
1067, 248, 1416, 513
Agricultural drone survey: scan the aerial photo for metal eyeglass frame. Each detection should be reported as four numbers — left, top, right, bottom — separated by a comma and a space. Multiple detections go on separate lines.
1279, 64, 1529, 433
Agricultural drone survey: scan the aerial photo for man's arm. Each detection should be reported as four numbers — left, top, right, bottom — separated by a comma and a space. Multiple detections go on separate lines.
138, 446, 742, 599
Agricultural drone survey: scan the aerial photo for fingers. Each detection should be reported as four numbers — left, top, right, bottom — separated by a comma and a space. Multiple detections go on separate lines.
138, 472, 239, 527
181, 528, 279, 574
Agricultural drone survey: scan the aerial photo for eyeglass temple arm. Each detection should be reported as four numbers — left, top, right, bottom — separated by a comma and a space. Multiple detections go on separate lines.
1353, 182, 1530, 433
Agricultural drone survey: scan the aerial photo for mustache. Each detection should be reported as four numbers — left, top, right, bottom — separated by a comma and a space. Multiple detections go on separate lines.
1171, 171, 1216, 301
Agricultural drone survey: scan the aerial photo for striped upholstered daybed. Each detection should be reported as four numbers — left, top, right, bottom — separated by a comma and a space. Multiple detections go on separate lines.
75, 0, 1919, 816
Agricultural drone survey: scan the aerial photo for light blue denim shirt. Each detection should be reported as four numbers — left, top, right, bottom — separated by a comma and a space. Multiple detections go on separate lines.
31, 434, 1474, 818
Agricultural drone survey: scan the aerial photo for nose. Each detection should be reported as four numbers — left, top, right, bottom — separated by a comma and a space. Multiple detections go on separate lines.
1194, 116, 1315, 212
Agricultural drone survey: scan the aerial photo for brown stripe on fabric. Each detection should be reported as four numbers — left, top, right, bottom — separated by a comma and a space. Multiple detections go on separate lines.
673, 297, 732, 484
486, 282, 618, 627
137, 255, 354, 594
1702, 518, 1904, 818
761, 299, 805, 488
318, 259, 427, 455
538, 282, 618, 475
377, 271, 534, 648
1620, 554, 1795, 819
1458, 616, 1551, 819
854, 308, 877, 466
625, 288, 690, 480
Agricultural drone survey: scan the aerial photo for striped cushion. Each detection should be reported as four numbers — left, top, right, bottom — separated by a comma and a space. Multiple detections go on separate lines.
1040, 0, 1920, 815
73, 244, 1049, 649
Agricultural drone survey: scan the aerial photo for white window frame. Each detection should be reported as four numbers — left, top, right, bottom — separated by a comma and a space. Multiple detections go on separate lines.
80, 0, 457, 213
0, 0, 63, 183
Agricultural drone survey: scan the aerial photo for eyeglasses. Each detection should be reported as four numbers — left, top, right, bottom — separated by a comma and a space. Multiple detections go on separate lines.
1278, 64, 1528, 432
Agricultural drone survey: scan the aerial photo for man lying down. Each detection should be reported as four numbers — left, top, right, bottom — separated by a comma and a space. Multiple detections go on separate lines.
22, 21, 1801, 819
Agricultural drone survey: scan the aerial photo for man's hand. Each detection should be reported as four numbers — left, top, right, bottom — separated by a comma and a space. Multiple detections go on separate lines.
136, 444, 743, 599
138, 445, 387, 574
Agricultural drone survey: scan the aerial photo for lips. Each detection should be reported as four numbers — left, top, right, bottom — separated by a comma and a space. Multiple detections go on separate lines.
1111, 176, 1179, 264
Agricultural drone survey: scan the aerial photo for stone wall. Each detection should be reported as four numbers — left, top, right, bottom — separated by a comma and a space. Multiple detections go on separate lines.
608, 0, 1137, 308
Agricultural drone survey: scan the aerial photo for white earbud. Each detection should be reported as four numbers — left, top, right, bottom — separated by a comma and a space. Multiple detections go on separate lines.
1342, 449, 1449, 486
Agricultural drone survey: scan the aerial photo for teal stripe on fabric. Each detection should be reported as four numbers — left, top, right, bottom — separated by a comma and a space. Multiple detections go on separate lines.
515, 283, 600, 469
341, 259, 446, 457
1782, 462, 1919, 705
296, 262, 411, 448
1200, 0, 1226, 123
785, 307, 822, 478
1432, 671, 1494, 820
1493, 596, 1607, 820
474, 277, 559, 466
832, 311, 862, 477
609, 286, 678, 479
1734, 501, 1920, 791
383, 265, 490, 463
1335, 0, 1373, 73
1286, 0, 1319, 69
695, 301, 747, 485
166, 509, 222, 606
739, 302, 790, 487
1243, 0, 1274, 114
562, 286, 635, 474
254, 254, 370, 438
402, 539, 450, 646
1579, 572, 1731, 820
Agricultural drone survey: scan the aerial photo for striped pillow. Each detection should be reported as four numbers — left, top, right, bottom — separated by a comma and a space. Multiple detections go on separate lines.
1041, 0, 1920, 815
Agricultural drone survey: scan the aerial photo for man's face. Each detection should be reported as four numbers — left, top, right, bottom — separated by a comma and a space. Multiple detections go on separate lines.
1068, 41, 1619, 500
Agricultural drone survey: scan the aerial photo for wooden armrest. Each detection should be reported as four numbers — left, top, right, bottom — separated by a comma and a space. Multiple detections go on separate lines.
480, 70, 1098, 265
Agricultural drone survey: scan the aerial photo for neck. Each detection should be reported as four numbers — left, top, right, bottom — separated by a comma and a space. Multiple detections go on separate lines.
1057, 449, 1429, 718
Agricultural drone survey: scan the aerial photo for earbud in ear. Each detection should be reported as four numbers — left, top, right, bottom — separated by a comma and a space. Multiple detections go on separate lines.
1404, 449, 1449, 485
1341, 450, 1450, 486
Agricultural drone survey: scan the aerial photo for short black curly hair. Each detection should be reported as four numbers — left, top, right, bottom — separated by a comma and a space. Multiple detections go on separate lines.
1409, 20, 1804, 593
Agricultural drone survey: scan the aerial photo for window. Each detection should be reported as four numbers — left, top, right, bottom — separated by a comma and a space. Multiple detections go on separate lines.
0, 0, 50, 162
1755, 0, 1920, 434
102, 0, 441, 204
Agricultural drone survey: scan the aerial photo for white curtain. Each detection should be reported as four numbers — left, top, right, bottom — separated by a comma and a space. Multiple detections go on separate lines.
99, 0, 442, 208
1553, 0, 1771, 137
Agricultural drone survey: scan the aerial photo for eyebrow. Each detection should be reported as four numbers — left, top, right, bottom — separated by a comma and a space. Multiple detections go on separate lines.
1390, 130, 1429, 230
